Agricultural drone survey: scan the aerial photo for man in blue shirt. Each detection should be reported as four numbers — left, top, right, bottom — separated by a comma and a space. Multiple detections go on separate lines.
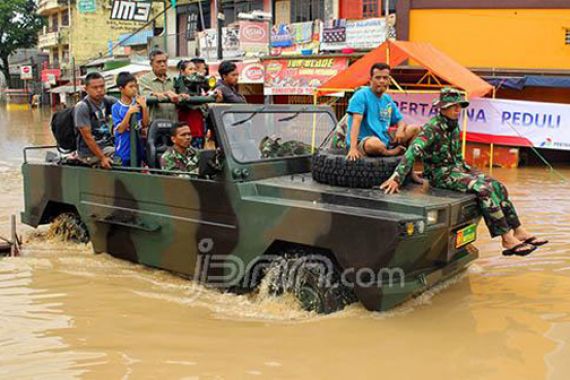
112, 72, 149, 167
346, 63, 420, 161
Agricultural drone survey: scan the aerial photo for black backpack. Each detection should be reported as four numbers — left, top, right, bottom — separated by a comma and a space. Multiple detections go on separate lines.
51, 107, 77, 152
50, 98, 114, 152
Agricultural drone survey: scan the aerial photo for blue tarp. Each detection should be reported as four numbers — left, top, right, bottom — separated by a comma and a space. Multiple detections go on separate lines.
484, 75, 570, 90
525, 75, 570, 88
118, 30, 154, 47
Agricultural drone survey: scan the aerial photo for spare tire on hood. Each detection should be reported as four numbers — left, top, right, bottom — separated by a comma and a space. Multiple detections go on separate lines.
312, 149, 402, 189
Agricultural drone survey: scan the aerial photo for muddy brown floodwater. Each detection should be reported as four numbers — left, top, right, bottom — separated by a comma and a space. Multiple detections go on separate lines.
1, 106, 570, 379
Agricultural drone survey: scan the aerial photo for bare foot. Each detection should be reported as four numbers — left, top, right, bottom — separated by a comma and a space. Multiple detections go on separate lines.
514, 227, 548, 245
410, 171, 424, 184
386, 145, 406, 156
513, 226, 531, 241
502, 233, 523, 250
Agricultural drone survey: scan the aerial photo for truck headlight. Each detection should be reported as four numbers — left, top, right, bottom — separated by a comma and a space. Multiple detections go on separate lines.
427, 210, 439, 225
416, 221, 425, 234
406, 222, 415, 236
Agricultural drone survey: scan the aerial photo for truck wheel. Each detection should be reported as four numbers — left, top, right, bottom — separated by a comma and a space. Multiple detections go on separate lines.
312, 150, 402, 188
264, 255, 356, 314
49, 212, 90, 243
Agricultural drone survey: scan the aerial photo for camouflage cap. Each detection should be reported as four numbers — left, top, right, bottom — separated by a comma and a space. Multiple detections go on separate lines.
433, 87, 469, 109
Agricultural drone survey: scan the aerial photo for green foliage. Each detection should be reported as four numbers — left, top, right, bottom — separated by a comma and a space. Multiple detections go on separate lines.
0, 0, 45, 85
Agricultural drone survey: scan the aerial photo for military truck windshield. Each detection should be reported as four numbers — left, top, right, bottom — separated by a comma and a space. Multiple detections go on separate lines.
222, 110, 336, 163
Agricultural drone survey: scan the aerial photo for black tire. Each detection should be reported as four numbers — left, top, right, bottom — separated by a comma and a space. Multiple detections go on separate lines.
312, 150, 402, 188
48, 212, 90, 243
263, 254, 356, 314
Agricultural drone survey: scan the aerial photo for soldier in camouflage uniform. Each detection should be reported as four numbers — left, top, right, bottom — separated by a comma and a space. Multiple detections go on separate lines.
332, 115, 348, 151
160, 122, 200, 175
259, 136, 312, 158
381, 88, 548, 256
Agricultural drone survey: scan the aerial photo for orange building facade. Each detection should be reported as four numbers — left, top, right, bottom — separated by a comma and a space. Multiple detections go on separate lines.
396, 0, 570, 71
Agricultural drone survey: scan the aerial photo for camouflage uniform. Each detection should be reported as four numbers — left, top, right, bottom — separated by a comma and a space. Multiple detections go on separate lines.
332, 116, 348, 151
259, 136, 312, 158
392, 113, 521, 238
160, 146, 200, 175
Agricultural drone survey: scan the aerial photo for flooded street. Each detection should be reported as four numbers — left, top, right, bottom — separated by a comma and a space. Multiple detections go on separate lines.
1, 106, 570, 379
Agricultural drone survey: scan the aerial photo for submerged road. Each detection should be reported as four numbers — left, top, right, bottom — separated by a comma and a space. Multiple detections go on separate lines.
1, 106, 569, 379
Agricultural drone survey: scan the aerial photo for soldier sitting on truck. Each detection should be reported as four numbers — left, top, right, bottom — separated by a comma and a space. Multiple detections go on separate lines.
160, 122, 200, 175
259, 136, 312, 158
380, 87, 548, 257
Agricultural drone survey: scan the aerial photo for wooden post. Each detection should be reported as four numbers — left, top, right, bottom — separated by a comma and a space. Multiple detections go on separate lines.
489, 143, 494, 176
461, 106, 468, 158
311, 90, 318, 154
10, 215, 19, 257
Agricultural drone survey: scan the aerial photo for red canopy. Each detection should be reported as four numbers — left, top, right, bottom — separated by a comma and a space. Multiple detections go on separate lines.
319, 40, 493, 98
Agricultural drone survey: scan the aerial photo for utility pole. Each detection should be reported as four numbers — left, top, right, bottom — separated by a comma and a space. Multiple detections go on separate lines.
163, 0, 168, 53
68, 0, 75, 101
72, 56, 76, 102
385, 0, 390, 35
215, 0, 224, 60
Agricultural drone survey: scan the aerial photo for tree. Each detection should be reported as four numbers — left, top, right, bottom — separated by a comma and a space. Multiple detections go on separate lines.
0, 0, 44, 88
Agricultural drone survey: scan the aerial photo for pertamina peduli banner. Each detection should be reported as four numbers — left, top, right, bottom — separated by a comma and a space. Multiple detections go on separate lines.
390, 92, 570, 150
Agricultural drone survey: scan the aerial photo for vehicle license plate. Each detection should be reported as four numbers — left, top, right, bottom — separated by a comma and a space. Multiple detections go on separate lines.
456, 224, 477, 248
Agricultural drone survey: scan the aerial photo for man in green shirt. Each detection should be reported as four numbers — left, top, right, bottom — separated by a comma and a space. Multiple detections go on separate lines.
138, 49, 183, 121
381, 87, 548, 256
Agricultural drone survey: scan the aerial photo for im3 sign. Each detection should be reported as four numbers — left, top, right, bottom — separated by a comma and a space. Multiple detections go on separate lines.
110, 0, 151, 22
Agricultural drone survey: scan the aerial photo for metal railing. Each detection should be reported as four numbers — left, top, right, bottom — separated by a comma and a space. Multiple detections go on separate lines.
38, 27, 69, 49
38, 0, 67, 14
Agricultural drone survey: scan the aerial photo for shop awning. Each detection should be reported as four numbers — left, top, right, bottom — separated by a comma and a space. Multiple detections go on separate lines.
119, 30, 154, 47
99, 63, 151, 78
320, 40, 493, 98
49, 84, 84, 94
485, 75, 570, 90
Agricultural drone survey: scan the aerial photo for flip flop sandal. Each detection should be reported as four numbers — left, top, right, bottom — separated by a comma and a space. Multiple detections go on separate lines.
502, 242, 537, 257
523, 236, 549, 247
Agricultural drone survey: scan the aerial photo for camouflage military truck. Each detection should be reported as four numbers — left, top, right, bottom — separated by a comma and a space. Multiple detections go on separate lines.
21, 104, 481, 314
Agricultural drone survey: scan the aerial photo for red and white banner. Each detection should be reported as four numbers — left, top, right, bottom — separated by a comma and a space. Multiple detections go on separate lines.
209, 60, 265, 84
239, 21, 269, 55
264, 58, 349, 95
390, 92, 570, 150
41, 68, 62, 84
